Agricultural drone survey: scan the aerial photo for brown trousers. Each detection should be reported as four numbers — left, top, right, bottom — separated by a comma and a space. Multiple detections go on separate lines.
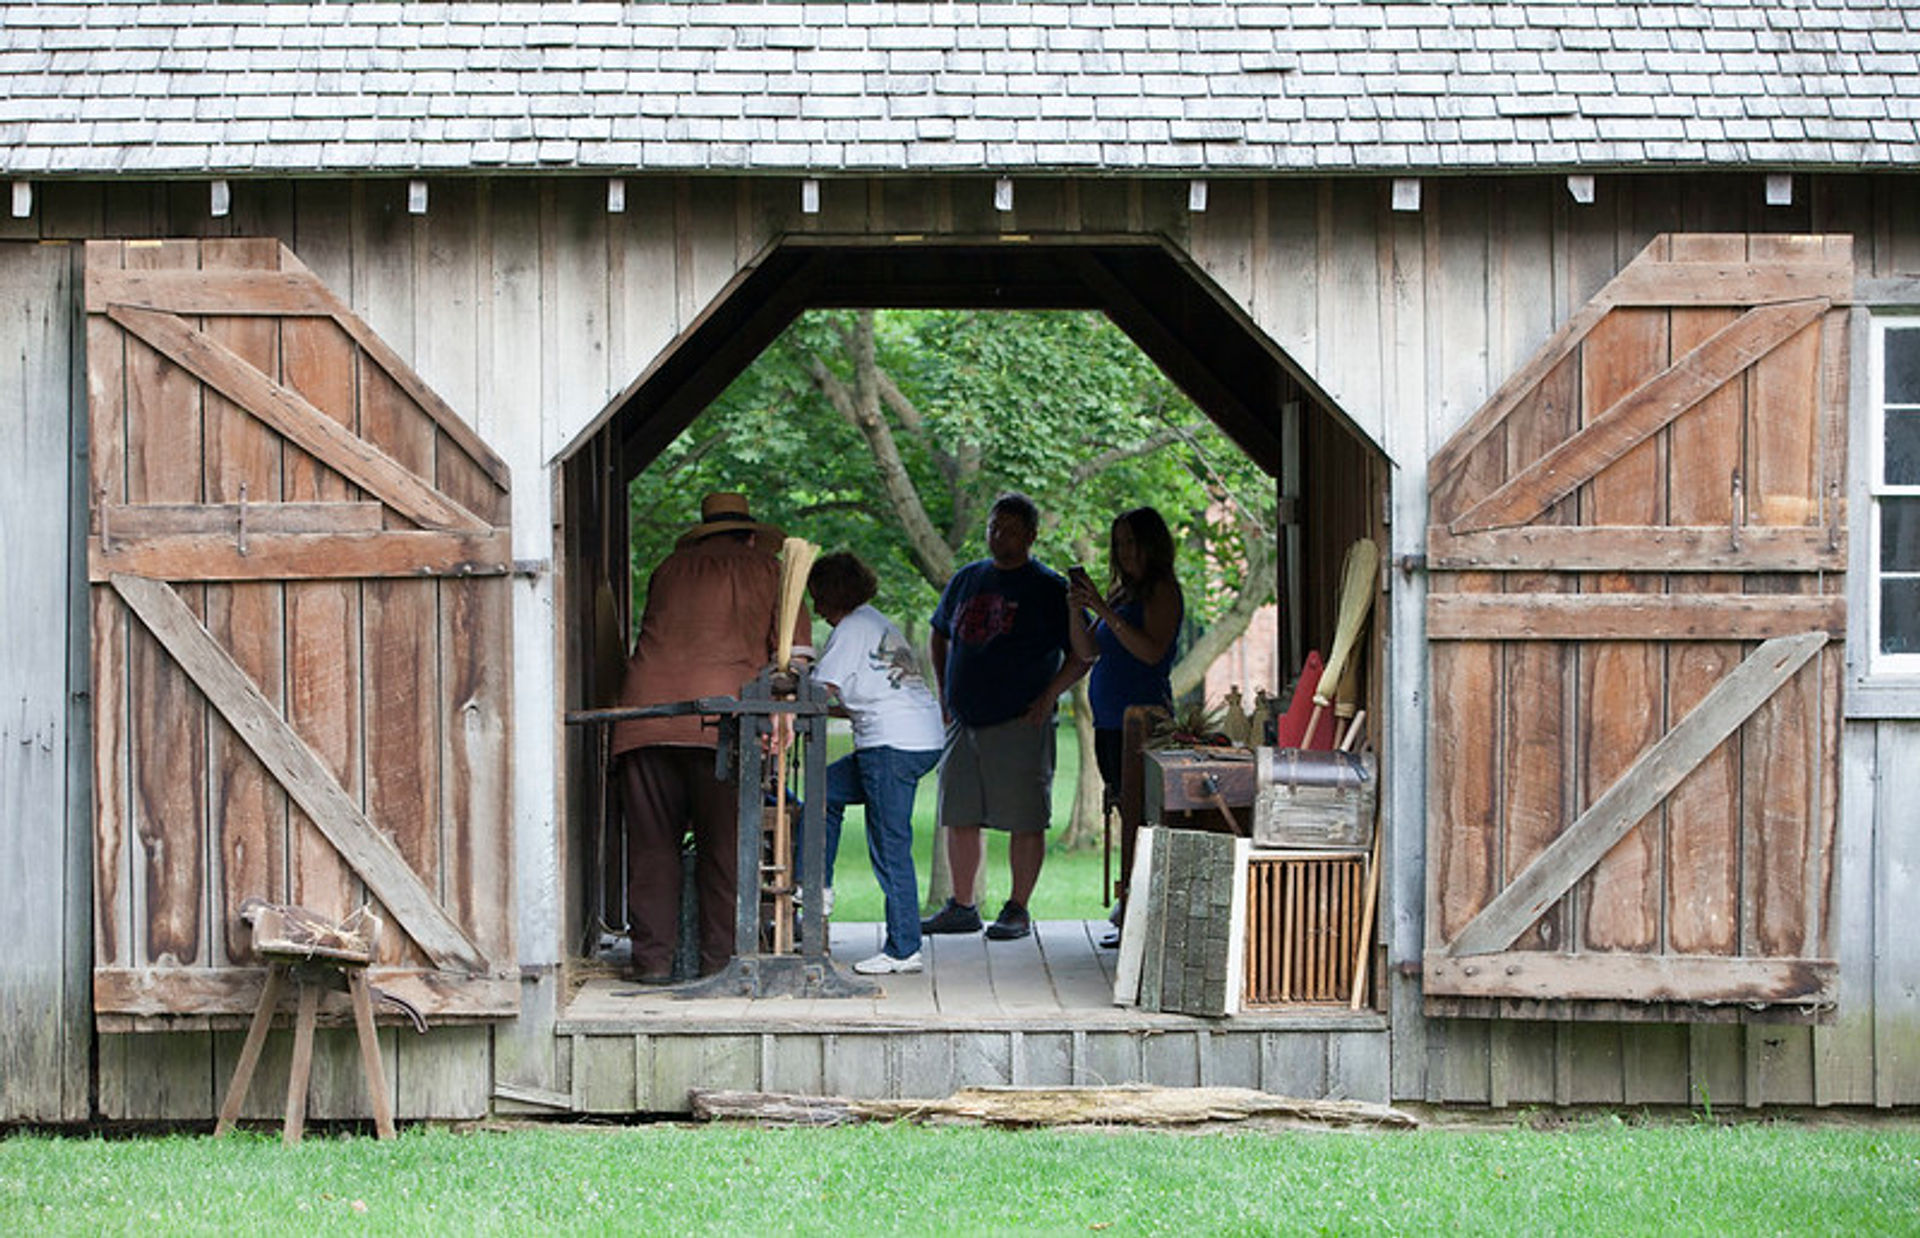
619, 748, 738, 976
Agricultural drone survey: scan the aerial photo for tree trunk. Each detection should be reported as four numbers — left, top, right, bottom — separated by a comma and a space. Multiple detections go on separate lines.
1170, 513, 1278, 700
925, 824, 953, 911
1060, 680, 1104, 852
805, 311, 957, 587
925, 824, 989, 913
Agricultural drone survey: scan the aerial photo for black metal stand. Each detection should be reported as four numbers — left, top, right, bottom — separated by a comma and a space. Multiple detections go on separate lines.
566, 665, 877, 999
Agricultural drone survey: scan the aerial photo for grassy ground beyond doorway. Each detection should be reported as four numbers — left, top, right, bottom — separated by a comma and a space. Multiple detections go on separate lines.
2, 1120, 1915, 1234
824, 722, 1108, 924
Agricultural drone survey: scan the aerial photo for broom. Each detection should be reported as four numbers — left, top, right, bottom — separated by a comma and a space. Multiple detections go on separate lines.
775, 537, 819, 672
768, 537, 819, 952
1333, 656, 1365, 752
1307, 538, 1379, 750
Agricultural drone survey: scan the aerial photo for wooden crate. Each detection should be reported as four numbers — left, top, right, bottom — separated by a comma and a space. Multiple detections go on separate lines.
1241, 851, 1369, 1008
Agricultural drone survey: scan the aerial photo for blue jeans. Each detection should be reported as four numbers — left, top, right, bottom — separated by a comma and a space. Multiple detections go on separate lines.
825, 746, 941, 960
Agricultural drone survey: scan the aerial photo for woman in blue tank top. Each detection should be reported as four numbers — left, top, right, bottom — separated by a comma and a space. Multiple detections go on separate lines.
1069, 507, 1184, 943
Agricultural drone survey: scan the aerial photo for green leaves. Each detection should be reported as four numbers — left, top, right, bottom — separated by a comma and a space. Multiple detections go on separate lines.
628, 308, 1276, 643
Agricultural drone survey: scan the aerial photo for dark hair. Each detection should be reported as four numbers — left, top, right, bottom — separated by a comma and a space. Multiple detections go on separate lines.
989, 491, 1039, 533
1109, 506, 1178, 604
808, 551, 879, 615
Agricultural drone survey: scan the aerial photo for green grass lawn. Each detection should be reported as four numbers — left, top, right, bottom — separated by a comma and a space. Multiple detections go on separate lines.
823, 722, 1111, 924
3, 1119, 1916, 1235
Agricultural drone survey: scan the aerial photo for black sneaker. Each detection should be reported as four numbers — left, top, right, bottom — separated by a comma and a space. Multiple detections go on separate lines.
921, 898, 983, 935
984, 900, 1032, 941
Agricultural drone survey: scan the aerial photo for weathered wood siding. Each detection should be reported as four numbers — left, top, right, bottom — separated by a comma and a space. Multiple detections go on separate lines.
552, 1024, 1390, 1115
3, 171, 1919, 1117
0, 243, 91, 1122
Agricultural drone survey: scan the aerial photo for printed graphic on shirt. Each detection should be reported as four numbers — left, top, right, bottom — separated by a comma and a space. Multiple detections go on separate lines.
867, 629, 929, 690
952, 593, 1018, 646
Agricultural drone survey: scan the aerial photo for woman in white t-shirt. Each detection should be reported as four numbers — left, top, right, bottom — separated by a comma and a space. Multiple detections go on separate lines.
807, 552, 948, 975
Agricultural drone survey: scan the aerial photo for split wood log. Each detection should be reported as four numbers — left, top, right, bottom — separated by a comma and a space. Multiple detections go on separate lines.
689, 1085, 1418, 1130
689, 1090, 861, 1126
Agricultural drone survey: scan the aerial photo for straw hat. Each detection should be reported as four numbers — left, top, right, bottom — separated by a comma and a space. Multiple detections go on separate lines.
677, 492, 785, 546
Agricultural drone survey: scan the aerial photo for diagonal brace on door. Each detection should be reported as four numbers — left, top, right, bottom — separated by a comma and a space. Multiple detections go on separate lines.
1451, 298, 1829, 534
109, 572, 492, 975
1444, 630, 1826, 958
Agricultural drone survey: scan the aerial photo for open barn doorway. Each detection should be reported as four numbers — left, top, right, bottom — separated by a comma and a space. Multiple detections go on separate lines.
554, 236, 1388, 1022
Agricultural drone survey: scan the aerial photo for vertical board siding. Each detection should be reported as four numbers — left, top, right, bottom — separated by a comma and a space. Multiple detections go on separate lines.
200, 236, 291, 968
1875, 721, 1920, 1105
0, 243, 90, 1121
1497, 180, 1577, 958
124, 239, 212, 969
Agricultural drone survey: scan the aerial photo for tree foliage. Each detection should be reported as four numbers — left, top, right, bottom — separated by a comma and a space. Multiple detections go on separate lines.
629, 308, 1276, 851
631, 308, 1272, 653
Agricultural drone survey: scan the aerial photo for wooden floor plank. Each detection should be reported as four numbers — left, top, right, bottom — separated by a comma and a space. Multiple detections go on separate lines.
564, 922, 1386, 1036
828, 920, 937, 1016
986, 931, 1055, 1015
1035, 919, 1117, 1010
827, 919, 882, 963
928, 927, 998, 1018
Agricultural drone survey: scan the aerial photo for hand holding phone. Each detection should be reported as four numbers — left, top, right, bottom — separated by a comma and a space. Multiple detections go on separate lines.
1066, 564, 1097, 607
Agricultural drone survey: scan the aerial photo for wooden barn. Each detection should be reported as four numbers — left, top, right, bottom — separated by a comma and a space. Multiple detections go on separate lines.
3, 2, 1918, 1123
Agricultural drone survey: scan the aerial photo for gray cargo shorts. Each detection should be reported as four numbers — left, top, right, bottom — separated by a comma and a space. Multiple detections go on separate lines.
936, 717, 1055, 833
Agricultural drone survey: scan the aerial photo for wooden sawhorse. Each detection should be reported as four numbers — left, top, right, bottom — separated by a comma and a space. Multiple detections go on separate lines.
214, 903, 396, 1144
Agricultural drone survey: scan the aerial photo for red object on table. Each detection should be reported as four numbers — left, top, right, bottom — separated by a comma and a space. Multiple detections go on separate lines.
1273, 649, 1337, 751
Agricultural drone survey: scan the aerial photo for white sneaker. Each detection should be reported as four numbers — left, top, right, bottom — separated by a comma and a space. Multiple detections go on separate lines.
853, 950, 923, 975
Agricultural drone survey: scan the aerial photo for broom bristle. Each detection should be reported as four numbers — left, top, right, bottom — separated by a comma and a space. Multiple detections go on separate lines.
776, 537, 819, 670
1314, 537, 1379, 708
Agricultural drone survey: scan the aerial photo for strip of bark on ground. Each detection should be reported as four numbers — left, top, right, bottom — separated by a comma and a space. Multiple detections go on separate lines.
689, 1085, 1419, 1129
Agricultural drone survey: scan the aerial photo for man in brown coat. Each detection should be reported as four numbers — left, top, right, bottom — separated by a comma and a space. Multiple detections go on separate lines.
611, 493, 811, 982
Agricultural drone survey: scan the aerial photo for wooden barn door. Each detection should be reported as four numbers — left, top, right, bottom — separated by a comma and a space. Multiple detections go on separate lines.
87, 238, 516, 1023
1424, 234, 1849, 1017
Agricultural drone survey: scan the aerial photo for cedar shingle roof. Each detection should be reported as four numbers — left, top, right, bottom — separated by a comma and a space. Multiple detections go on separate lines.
4, 2, 1917, 177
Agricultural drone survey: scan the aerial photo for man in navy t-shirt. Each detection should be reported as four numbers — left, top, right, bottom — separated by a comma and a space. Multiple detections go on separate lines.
923, 492, 1094, 942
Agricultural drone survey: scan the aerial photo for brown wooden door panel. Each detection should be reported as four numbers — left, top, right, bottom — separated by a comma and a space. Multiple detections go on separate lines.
1423, 234, 1848, 1017
86, 239, 516, 1021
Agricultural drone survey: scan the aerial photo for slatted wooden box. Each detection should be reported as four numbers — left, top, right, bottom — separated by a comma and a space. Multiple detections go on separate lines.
1240, 850, 1370, 1008
1115, 830, 1375, 1014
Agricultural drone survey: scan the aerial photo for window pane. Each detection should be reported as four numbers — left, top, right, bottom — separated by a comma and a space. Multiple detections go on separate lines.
1889, 327, 1920, 405
1889, 411, 1920, 485
1885, 498, 1920, 572
1883, 577, 1920, 654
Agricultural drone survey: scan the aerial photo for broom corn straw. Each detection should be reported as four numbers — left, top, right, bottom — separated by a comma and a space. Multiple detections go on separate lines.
776, 537, 819, 672
1308, 537, 1380, 747
768, 536, 819, 952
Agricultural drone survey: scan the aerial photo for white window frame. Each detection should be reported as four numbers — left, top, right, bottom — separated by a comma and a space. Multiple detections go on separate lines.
1848, 303, 1920, 715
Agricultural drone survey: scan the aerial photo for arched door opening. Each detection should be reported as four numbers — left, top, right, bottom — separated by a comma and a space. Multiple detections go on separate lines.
556, 236, 1389, 1000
